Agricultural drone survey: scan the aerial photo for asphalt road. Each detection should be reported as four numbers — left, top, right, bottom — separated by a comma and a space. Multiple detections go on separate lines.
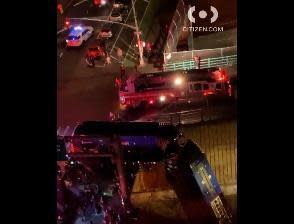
57, 0, 155, 127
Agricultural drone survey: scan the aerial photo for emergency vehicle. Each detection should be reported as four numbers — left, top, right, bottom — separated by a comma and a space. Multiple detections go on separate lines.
66, 26, 94, 47
119, 68, 231, 109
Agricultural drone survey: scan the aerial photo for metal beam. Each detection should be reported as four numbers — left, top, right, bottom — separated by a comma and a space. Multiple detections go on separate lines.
69, 17, 137, 30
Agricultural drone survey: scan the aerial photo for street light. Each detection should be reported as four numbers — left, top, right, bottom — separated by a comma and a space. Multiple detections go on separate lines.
131, 0, 144, 66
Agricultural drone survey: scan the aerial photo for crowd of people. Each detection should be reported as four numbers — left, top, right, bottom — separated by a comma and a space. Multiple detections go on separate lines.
57, 159, 137, 224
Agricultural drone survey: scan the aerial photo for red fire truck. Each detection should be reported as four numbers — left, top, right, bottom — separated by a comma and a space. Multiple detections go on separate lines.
119, 68, 231, 109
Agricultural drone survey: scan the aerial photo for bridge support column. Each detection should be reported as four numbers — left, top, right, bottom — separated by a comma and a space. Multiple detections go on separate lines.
112, 136, 128, 200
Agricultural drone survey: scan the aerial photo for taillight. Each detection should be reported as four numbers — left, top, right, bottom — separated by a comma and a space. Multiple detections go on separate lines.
204, 91, 214, 96
120, 96, 126, 104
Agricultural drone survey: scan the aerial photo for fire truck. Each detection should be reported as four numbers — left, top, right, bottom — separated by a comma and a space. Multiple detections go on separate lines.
119, 67, 232, 109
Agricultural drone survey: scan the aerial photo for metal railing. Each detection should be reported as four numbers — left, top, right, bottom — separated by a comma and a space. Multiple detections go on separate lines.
163, 54, 237, 71
154, 105, 236, 126
164, 46, 237, 64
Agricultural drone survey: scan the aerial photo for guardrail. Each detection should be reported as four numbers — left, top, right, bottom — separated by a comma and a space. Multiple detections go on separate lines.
164, 46, 237, 63
163, 55, 237, 72
154, 105, 236, 125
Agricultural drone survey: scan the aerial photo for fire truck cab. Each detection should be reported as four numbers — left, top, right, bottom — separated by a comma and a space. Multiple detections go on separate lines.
119, 68, 231, 109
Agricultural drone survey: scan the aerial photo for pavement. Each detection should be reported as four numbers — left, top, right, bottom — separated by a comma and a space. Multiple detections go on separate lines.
57, 0, 173, 127
57, 0, 118, 126
130, 164, 236, 224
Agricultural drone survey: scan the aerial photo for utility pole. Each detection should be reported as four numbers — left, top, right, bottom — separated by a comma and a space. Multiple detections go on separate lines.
131, 0, 144, 66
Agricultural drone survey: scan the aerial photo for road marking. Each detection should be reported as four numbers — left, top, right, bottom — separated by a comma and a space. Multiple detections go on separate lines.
57, 27, 68, 35
120, 37, 136, 50
110, 0, 138, 54
124, 0, 151, 63
126, 52, 137, 60
95, 64, 106, 68
74, 0, 87, 7
65, 0, 77, 9
110, 55, 121, 62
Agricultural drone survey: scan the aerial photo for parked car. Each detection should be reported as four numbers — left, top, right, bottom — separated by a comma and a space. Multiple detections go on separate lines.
109, 11, 123, 22
97, 28, 113, 39
86, 46, 106, 59
113, 0, 129, 10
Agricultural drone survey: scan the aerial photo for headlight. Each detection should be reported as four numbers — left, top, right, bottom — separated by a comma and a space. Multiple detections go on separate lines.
159, 95, 166, 102
174, 77, 183, 86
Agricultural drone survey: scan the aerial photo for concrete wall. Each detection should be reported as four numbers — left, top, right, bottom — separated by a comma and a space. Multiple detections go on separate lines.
182, 119, 237, 195
193, 28, 237, 50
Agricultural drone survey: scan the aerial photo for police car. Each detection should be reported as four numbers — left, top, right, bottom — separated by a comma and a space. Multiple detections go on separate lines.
66, 26, 94, 47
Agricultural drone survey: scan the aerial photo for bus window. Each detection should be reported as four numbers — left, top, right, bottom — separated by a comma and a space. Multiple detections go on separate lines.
216, 83, 222, 90
203, 84, 209, 90
189, 84, 193, 91
194, 83, 202, 91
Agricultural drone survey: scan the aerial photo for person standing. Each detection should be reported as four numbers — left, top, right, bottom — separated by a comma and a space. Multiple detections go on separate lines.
194, 55, 201, 69
105, 56, 111, 65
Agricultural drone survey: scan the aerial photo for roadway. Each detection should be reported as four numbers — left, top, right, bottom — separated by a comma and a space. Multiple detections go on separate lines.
57, 0, 155, 127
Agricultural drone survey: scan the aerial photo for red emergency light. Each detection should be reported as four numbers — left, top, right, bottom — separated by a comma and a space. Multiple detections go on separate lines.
149, 100, 154, 104
57, 4, 63, 14
94, 0, 100, 5
203, 91, 214, 96
64, 18, 70, 28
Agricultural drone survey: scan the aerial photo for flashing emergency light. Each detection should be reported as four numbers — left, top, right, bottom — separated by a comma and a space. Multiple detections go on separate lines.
120, 96, 126, 104
57, 4, 63, 14
166, 53, 172, 60
65, 19, 70, 28
74, 26, 83, 31
94, 0, 100, 5
159, 95, 166, 102
174, 77, 183, 86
